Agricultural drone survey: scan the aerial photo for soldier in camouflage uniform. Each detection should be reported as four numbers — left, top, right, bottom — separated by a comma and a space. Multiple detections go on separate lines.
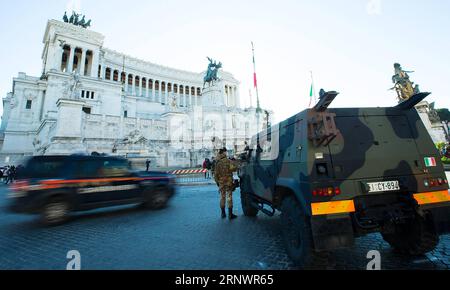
214, 148, 239, 220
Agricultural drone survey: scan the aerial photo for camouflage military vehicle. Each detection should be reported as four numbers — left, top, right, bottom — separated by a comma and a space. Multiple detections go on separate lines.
239, 91, 450, 268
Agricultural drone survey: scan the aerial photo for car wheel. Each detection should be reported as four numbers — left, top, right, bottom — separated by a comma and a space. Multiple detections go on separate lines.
143, 188, 170, 210
382, 212, 439, 256
41, 197, 70, 226
241, 192, 258, 217
280, 195, 328, 269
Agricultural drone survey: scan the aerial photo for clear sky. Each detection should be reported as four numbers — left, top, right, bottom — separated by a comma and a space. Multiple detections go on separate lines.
0, 0, 449, 123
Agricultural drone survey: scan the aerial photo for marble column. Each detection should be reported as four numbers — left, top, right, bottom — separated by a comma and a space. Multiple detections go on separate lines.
138, 78, 142, 97
194, 87, 197, 106
152, 81, 156, 102
91, 50, 100, 78
55, 43, 63, 72
79, 49, 87, 76
162, 82, 166, 104
125, 74, 129, 93
101, 63, 107, 79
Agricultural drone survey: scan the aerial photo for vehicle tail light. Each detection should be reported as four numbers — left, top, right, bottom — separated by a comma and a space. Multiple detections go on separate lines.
424, 178, 447, 188
313, 186, 342, 197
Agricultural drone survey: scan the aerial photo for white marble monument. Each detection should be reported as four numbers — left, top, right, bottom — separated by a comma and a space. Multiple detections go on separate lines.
0, 17, 273, 168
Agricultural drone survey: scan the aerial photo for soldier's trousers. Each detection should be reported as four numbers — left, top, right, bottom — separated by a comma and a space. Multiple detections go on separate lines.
220, 188, 233, 209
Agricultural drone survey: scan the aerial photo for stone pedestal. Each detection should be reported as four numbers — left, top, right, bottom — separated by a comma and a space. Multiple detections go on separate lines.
162, 111, 192, 167
201, 84, 224, 107
46, 99, 86, 154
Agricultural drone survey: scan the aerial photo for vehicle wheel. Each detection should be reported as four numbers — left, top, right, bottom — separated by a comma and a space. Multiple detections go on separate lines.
143, 188, 170, 210
382, 213, 439, 256
280, 195, 328, 269
41, 197, 70, 226
241, 192, 258, 217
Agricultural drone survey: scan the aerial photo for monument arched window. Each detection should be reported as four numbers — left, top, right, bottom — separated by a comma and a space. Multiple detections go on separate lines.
155, 81, 159, 91
174, 84, 178, 94
73, 56, 79, 71
168, 83, 172, 93
128, 75, 133, 85
191, 88, 195, 96
61, 53, 68, 71
121, 72, 126, 83
161, 82, 166, 92
105, 68, 111, 80
142, 78, 147, 96
180, 86, 184, 94
61, 45, 70, 72
113, 70, 119, 82
197, 88, 201, 96
85, 50, 93, 76
73, 48, 82, 71
149, 80, 153, 90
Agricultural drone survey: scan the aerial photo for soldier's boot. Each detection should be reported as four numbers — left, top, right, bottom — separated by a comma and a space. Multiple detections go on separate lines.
228, 208, 237, 220
221, 208, 227, 219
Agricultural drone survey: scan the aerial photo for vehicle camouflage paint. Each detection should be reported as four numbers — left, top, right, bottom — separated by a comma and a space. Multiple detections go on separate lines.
239, 92, 450, 268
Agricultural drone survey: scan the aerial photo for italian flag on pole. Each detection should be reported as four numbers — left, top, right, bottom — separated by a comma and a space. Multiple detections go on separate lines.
424, 157, 437, 167
308, 82, 314, 107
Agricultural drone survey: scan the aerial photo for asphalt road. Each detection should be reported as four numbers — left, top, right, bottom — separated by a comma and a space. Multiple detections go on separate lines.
0, 184, 448, 270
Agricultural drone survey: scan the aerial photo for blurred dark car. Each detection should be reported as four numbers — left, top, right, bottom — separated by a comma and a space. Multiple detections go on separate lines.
8, 155, 176, 225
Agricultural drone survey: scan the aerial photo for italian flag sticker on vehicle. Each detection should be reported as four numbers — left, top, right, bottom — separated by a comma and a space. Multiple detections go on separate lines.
424, 157, 437, 167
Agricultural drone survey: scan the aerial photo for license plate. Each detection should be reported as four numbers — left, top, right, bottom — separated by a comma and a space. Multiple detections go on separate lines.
367, 181, 400, 193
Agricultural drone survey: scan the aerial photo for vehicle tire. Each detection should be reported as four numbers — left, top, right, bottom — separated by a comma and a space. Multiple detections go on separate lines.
241, 192, 258, 217
143, 188, 170, 210
280, 195, 328, 269
382, 213, 439, 256
41, 196, 71, 226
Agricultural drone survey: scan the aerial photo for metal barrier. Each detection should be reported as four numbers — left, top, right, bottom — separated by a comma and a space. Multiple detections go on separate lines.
169, 169, 214, 184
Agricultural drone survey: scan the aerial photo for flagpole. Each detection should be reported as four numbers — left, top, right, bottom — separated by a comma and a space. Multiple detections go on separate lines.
311, 71, 317, 103
252, 42, 261, 113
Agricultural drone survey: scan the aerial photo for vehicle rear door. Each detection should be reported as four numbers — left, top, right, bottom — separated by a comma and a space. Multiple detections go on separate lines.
327, 111, 423, 180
